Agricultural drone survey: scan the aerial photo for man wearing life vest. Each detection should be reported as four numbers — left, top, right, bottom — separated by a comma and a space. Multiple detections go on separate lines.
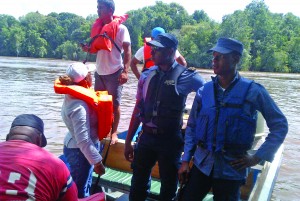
178, 38, 288, 201
130, 27, 187, 79
81, 0, 131, 144
124, 33, 205, 201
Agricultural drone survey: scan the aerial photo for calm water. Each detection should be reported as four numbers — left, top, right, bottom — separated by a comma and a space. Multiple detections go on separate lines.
0, 56, 299, 200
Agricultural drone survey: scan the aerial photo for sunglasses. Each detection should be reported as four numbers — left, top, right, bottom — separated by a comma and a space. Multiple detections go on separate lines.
212, 54, 228, 61
151, 46, 164, 52
212, 54, 224, 61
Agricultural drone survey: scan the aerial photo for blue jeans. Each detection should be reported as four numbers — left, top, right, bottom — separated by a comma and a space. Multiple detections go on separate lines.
63, 146, 96, 198
182, 165, 244, 201
129, 131, 183, 201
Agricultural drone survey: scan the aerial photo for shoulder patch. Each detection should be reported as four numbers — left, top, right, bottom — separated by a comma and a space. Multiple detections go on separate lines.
187, 67, 197, 71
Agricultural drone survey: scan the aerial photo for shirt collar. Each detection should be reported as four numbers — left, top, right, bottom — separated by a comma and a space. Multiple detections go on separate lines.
212, 72, 239, 84
211, 72, 240, 91
157, 60, 178, 73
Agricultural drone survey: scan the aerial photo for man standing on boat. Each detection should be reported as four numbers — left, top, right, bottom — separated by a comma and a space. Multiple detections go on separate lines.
124, 33, 205, 201
130, 27, 187, 80
81, 0, 131, 144
178, 37, 288, 201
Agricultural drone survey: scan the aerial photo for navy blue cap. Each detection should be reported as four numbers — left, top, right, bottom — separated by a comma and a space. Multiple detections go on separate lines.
147, 33, 178, 49
208, 37, 243, 55
10, 114, 47, 147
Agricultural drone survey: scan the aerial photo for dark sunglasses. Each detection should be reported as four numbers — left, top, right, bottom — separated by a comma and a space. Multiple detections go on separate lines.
212, 54, 227, 61
151, 46, 164, 52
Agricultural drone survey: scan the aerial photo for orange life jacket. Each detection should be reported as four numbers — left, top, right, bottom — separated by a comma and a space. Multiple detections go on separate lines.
54, 79, 113, 140
89, 15, 128, 53
143, 37, 155, 70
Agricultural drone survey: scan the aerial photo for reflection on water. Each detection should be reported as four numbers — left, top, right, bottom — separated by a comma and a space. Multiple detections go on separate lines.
0, 57, 299, 200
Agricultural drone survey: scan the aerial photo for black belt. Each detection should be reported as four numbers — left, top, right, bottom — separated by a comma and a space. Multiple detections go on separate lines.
142, 125, 160, 135
142, 125, 182, 135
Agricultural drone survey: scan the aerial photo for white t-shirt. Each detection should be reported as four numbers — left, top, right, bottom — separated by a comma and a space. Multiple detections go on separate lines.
134, 46, 181, 62
96, 24, 131, 75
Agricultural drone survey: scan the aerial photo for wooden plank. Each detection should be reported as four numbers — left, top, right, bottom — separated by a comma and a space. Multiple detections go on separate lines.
101, 138, 160, 179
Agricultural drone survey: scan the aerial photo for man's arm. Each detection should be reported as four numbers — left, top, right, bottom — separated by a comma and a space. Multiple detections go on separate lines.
175, 50, 187, 67
231, 84, 288, 169
178, 95, 201, 183
119, 42, 131, 85
124, 101, 141, 162
181, 95, 201, 163
59, 179, 78, 201
71, 103, 102, 165
124, 73, 144, 162
80, 43, 89, 53
130, 47, 145, 80
130, 57, 142, 79
56, 162, 78, 201
253, 85, 288, 162
176, 54, 187, 67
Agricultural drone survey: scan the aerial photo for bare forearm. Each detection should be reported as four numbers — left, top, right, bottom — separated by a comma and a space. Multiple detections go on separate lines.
176, 55, 187, 67
123, 43, 131, 73
125, 105, 141, 146
130, 57, 141, 79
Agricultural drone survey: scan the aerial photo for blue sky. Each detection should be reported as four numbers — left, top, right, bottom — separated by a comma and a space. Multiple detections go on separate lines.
0, 0, 299, 22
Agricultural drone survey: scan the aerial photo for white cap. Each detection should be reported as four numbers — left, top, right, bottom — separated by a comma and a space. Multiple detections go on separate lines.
66, 62, 88, 83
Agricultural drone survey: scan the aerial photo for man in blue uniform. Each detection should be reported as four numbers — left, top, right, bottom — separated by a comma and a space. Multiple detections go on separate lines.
178, 37, 288, 201
124, 33, 205, 201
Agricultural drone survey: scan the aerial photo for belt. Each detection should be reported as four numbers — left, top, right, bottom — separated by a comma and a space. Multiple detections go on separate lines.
142, 125, 160, 135
142, 125, 182, 135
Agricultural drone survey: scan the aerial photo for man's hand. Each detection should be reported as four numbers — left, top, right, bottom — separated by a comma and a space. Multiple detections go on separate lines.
230, 154, 261, 170
118, 71, 128, 85
124, 143, 134, 162
80, 43, 89, 52
178, 161, 190, 184
94, 161, 105, 176
110, 133, 119, 145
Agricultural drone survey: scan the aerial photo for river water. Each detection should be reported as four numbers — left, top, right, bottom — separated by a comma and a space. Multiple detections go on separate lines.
0, 56, 299, 200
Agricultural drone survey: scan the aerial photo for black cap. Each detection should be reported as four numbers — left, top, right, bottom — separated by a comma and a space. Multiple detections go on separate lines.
10, 114, 47, 147
208, 37, 244, 55
147, 33, 178, 49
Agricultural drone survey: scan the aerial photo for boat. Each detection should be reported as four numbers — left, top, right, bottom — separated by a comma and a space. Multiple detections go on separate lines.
92, 112, 284, 201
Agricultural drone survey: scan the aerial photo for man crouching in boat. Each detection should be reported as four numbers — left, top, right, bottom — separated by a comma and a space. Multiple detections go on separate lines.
178, 37, 288, 201
0, 114, 78, 200
124, 33, 206, 201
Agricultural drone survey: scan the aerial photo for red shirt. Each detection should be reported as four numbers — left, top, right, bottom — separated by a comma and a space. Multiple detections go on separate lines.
0, 140, 78, 201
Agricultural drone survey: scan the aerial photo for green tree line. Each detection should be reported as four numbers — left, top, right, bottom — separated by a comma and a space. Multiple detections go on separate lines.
0, 0, 299, 72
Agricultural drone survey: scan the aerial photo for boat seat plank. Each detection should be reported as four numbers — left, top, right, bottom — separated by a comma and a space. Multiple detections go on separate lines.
93, 167, 161, 197
93, 168, 214, 201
